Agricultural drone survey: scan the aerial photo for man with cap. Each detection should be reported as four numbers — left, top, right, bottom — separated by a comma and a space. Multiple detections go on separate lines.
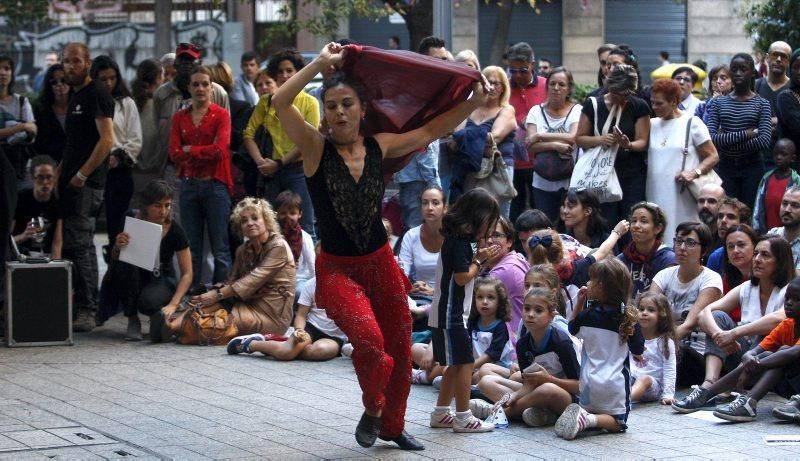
153, 43, 229, 209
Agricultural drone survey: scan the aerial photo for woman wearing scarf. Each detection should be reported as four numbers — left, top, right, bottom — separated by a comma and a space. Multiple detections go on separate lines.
617, 202, 677, 298
776, 49, 800, 162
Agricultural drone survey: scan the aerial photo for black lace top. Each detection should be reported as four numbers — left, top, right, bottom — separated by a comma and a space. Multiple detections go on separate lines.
306, 136, 387, 256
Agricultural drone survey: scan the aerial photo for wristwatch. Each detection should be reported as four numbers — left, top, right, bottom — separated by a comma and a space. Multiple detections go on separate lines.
215, 288, 224, 301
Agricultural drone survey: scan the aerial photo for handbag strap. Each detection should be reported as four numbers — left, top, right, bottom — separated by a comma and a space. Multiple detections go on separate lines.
540, 104, 577, 132
680, 116, 693, 193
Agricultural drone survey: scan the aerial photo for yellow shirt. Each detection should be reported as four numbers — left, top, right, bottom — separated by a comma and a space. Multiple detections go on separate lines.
243, 91, 320, 161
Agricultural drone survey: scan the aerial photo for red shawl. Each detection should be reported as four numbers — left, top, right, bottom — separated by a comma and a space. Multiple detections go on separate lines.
340, 45, 482, 179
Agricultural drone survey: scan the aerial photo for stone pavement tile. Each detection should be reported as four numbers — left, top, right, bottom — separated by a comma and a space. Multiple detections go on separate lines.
0, 434, 26, 452
34, 446, 105, 460
4, 429, 72, 449
0, 424, 34, 433
81, 442, 153, 458
0, 451, 50, 460
622, 447, 687, 459
672, 442, 731, 456
654, 456, 711, 461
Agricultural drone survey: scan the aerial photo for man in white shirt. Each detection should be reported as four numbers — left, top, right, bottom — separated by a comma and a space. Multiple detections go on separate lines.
767, 186, 800, 270
672, 66, 700, 115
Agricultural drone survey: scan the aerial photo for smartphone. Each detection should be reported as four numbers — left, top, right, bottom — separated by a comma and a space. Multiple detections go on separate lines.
613, 126, 623, 136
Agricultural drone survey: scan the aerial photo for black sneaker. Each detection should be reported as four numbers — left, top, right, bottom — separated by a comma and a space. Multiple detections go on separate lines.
713, 394, 757, 422
772, 395, 800, 422
672, 386, 712, 413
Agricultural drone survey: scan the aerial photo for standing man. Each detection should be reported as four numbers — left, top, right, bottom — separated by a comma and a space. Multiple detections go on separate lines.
755, 41, 792, 168
659, 50, 670, 66
393, 37, 445, 230
58, 42, 115, 332
231, 51, 260, 106
672, 66, 701, 115
538, 58, 553, 77
32, 51, 59, 93
507, 42, 547, 221
767, 186, 800, 270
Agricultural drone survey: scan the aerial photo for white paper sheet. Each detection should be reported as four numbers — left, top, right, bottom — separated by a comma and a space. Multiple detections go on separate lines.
763, 435, 800, 446
684, 410, 728, 423
119, 217, 162, 271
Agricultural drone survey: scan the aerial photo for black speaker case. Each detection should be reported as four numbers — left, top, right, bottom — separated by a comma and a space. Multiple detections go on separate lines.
5, 261, 73, 347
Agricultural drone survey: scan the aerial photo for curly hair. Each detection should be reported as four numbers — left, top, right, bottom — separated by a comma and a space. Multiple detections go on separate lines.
230, 197, 281, 238
266, 48, 305, 80
635, 291, 675, 358
588, 258, 637, 343
469, 276, 512, 324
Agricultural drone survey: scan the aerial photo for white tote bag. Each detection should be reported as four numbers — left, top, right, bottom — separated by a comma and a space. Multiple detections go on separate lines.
569, 97, 623, 203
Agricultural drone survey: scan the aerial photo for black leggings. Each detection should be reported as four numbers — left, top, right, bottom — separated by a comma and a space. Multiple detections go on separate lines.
112, 261, 176, 317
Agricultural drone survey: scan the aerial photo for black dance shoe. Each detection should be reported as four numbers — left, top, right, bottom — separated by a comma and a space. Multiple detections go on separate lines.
355, 412, 381, 448
379, 431, 425, 450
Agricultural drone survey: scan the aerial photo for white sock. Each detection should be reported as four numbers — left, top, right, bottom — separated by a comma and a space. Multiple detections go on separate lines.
455, 410, 472, 422
433, 405, 450, 414
584, 412, 598, 429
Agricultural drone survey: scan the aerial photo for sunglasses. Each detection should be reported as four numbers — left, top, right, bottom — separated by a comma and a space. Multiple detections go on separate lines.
49, 78, 67, 85
508, 67, 530, 74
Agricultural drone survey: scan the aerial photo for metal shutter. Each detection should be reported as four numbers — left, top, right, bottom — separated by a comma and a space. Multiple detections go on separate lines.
348, 14, 411, 50
605, 0, 687, 84
478, 0, 563, 68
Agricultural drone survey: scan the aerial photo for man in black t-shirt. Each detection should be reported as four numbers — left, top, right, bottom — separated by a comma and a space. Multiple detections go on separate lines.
12, 155, 62, 257
58, 43, 115, 332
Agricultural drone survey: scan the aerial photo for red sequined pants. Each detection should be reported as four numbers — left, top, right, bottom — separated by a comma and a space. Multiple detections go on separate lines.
316, 243, 413, 438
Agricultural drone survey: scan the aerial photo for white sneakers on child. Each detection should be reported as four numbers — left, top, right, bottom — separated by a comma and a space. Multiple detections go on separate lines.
554, 403, 589, 440
429, 410, 454, 428
411, 369, 428, 384
522, 407, 558, 427
453, 412, 495, 433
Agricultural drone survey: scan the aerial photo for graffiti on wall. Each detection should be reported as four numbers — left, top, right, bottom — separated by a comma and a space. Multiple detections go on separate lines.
13, 21, 223, 89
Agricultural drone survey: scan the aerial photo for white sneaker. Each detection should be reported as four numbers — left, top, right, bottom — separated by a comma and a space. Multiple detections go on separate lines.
453, 412, 494, 433
554, 403, 589, 440
469, 399, 494, 420
411, 369, 428, 384
341, 343, 353, 358
522, 407, 558, 427
430, 410, 455, 428
432, 376, 442, 389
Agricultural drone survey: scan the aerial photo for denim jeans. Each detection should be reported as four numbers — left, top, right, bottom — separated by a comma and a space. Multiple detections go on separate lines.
264, 163, 316, 240
718, 156, 765, 211
180, 178, 232, 285
61, 185, 104, 316
399, 180, 427, 231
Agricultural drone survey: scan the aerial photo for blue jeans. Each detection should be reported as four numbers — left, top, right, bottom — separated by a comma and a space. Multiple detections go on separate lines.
180, 178, 232, 285
718, 156, 765, 211
399, 180, 427, 231
264, 163, 316, 240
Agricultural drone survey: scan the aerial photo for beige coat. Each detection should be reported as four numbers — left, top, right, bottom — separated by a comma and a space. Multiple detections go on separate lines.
228, 234, 296, 335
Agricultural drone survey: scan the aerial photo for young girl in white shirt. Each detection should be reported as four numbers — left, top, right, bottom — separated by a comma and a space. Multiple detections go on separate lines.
631, 292, 677, 405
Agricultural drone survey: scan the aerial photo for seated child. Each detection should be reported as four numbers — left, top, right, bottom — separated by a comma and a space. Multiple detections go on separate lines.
555, 258, 645, 440
275, 190, 315, 294
412, 277, 513, 385
672, 277, 800, 422
472, 287, 580, 427
631, 292, 677, 405
226, 276, 347, 361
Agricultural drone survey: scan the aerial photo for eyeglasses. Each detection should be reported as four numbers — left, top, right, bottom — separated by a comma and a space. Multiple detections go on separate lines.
673, 76, 692, 83
674, 237, 700, 249
508, 67, 530, 74
49, 78, 67, 85
487, 80, 501, 86
487, 232, 507, 241
34, 174, 54, 182
770, 51, 789, 61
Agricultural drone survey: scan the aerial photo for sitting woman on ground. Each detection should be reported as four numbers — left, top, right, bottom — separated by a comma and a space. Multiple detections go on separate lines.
110, 180, 192, 341
672, 235, 795, 411
398, 185, 446, 303
555, 188, 609, 248
164, 197, 296, 338
648, 222, 722, 386
718, 224, 758, 297
617, 201, 676, 298
227, 276, 348, 361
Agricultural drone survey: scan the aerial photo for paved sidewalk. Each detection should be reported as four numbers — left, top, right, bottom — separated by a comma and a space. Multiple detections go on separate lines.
1, 317, 800, 460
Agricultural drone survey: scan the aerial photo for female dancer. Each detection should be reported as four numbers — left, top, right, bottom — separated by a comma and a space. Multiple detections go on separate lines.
273, 42, 486, 451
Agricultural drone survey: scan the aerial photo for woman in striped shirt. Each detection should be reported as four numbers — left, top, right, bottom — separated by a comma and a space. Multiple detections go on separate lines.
706, 53, 772, 208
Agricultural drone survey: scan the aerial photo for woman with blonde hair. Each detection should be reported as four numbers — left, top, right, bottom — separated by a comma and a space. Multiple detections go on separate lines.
169, 196, 296, 338
454, 50, 480, 70
452, 65, 517, 215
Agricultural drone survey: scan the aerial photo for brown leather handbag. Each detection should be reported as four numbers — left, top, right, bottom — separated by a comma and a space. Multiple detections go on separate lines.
177, 305, 239, 346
